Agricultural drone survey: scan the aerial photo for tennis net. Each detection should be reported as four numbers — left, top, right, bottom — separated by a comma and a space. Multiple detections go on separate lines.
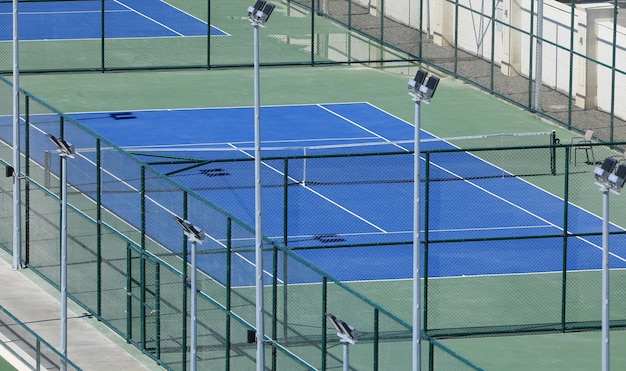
77, 130, 557, 159
65, 130, 559, 191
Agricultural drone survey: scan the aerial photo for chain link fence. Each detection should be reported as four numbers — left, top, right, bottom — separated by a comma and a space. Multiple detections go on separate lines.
3, 0, 624, 143
0, 76, 486, 369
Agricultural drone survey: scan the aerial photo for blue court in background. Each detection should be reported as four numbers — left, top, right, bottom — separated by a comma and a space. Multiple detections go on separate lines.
69, 103, 626, 284
0, 0, 227, 41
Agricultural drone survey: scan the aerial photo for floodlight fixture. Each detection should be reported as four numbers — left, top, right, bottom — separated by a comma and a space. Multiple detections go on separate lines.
326, 313, 357, 345
258, 3, 274, 23
47, 134, 75, 158
249, 0, 265, 15
408, 69, 439, 103
594, 157, 618, 186
173, 216, 205, 244
425, 76, 440, 98
248, 0, 275, 26
5, 165, 14, 178
608, 163, 626, 193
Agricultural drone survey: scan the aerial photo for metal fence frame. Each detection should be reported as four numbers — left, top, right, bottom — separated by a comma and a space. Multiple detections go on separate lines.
0, 77, 483, 370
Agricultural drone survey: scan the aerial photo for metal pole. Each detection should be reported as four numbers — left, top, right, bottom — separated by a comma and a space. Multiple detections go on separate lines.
60, 154, 68, 371
191, 239, 197, 371
413, 100, 422, 371
12, 0, 22, 270
253, 22, 266, 371
534, 0, 544, 111
343, 342, 349, 371
601, 186, 610, 371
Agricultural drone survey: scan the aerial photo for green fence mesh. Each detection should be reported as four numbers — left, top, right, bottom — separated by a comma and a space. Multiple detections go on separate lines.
3, 0, 624, 143
0, 306, 82, 370
0, 77, 488, 369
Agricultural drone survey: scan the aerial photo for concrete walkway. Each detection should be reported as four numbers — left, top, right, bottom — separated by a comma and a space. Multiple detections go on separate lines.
0, 251, 161, 371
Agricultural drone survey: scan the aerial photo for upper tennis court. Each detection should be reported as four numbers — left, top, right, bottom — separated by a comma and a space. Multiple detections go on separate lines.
0, 0, 227, 41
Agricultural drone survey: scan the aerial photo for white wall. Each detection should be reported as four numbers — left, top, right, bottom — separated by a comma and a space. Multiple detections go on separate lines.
373, 0, 624, 120
596, 21, 626, 119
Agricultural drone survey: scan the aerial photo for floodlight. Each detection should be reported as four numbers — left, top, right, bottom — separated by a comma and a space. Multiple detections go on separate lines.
326, 313, 357, 344
259, 3, 274, 23
408, 69, 440, 104
248, 0, 266, 17
594, 157, 617, 182
425, 76, 440, 98
594, 157, 617, 183
248, 0, 274, 26
608, 163, 626, 192
413, 69, 427, 86
174, 216, 205, 243
408, 69, 426, 92
5, 165, 14, 178
47, 134, 75, 158
601, 157, 618, 173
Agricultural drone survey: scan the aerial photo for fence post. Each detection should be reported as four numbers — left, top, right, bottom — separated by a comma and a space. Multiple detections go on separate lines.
373, 308, 379, 371
182, 191, 188, 370
24, 95, 30, 266
96, 138, 102, 316
226, 217, 232, 371
561, 147, 570, 331
423, 153, 430, 333
140, 166, 147, 350
322, 276, 328, 370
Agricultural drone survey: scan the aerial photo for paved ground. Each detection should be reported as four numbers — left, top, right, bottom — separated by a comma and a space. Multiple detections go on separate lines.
0, 250, 162, 371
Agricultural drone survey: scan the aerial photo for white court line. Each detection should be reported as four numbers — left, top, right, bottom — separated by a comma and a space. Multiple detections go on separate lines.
158, 0, 230, 37
227, 142, 389, 233
25, 121, 280, 285
317, 104, 412, 153
427, 156, 626, 264
358, 103, 626, 266
0, 10, 130, 15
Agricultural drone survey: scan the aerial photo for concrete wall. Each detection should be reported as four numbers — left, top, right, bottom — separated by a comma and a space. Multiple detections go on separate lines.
369, 0, 623, 120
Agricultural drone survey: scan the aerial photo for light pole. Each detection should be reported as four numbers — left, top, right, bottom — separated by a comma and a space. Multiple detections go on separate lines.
593, 157, 626, 371
174, 216, 205, 371
407, 69, 439, 371
47, 134, 75, 371
247, 2, 274, 370
326, 313, 357, 371
12, 0, 21, 271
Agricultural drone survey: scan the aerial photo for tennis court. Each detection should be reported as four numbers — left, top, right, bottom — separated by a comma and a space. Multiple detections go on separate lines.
0, 0, 227, 41
5, 65, 626, 369
62, 102, 626, 285
2, 0, 625, 368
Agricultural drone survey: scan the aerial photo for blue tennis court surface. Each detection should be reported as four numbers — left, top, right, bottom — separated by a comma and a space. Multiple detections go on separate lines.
0, 0, 227, 41
66, 102, 626, 284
